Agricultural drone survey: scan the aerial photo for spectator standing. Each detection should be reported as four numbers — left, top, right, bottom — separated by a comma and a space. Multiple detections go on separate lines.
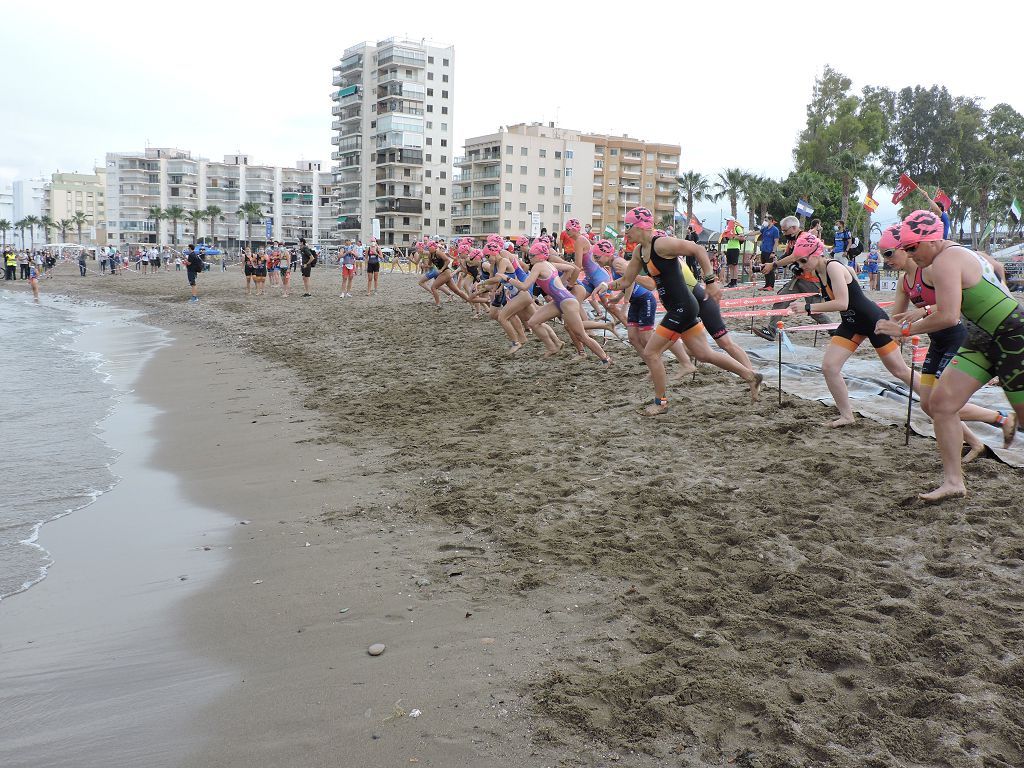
685, 225, 700, 243
4, 248, 17, 280
78, 249, 87, 277
724, 222, 744, 287
19, 249, 31, 279
299, 237, 317, 297
184, 244, 203, 302
756, 215, 781, 290
866, 245, 880, 290
832, 220, 852, 266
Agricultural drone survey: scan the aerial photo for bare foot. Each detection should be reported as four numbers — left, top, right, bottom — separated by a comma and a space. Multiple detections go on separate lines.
748, 373, 764, 403
919, 482, 967, 502
962, 443, 985, 464
827, 416, 855, 428
542, 341, 565, 359
642, 402, 668, 416
670, 365, 697, 382
507, 342, 524, 356
599, 356, 613, 368
998, 411, 1018, 448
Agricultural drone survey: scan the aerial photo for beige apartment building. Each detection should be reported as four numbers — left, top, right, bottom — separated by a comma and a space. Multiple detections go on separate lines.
455, 124, 680, 240
583, 133, 680, 235
43, 171, 107, 244
453, 123, 595, 239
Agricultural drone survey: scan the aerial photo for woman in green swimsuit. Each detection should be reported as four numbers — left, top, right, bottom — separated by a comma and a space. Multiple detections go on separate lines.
897, 210, 1022, 501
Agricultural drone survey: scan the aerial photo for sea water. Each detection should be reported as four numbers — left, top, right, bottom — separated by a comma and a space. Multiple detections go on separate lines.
0, 292, 166, 600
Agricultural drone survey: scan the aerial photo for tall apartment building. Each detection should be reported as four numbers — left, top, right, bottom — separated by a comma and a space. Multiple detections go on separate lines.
12, 179, 47, 223
582, 133, 680, 234
43, 170, 107, 244
331, 38, 454, 246
454, 124, 680, 240
453, 123, 595, 239
105, 148, 331, 248
0, 183, 13, 224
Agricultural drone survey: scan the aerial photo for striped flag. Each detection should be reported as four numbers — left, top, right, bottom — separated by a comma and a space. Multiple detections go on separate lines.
863, 195, 879, 213
1010, 198, 1022, 225
603, 225, 619, 238
796, 199, 814, 217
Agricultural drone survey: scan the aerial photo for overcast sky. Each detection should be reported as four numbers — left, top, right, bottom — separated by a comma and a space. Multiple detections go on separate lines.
3, 0, 1019, 229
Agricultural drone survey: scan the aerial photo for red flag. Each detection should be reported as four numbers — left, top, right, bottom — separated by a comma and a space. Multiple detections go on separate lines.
934, 189, 952, 211
891, 173, 918, 204
863, 195, 879, 213
722, 219, 737, 238
689, 216, 703, 236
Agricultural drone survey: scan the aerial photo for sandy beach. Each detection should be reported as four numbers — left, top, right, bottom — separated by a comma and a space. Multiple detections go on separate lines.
3, 262, 1024, 767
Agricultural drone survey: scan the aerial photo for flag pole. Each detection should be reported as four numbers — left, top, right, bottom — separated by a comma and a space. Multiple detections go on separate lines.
776, 321, 785, 406
905, 334, 919, 446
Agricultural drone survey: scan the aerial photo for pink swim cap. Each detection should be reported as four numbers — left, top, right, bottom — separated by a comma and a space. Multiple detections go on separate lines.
529, 240, 550, 260
415, 242, 426, 253
877, 224, 902, 252
592, 239, 615, 257
482, 240, 502, 256
653, 229, 667, 237
792, 232, 825, 259
625, 207, 654, 230
899, 210, 944, 247
457, 239, 472, 256
565, 218, 582, 233
540, 234, 552, 245
514, 235, 529, 247
469, 247, 483, 260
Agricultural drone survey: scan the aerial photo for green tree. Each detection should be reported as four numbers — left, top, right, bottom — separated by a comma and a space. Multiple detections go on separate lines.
164, 205, 186, 245
204, 205, 224, 248
14, 219, 28, 249
23, 215, 41, 252
39, 215, 55, 245
71, 211, 90, 245
147, 206, 165, 244
779, 170, 844, 231
711, 168, 746, 222
676, 171, 711, 227
58, 218, 74, 242
794, 66, 885, 226
186, 209, 205, 242
238, 202, 264, 249
0, 219, 11, 249
858, 165, 886, 247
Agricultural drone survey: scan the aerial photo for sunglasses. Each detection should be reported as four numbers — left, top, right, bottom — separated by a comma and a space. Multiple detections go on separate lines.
881, 250, 895, 260
623, 223, 634, 231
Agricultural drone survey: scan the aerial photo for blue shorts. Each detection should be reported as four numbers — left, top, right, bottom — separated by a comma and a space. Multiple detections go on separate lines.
627, 291, 657, 330
580, 267, 611, 297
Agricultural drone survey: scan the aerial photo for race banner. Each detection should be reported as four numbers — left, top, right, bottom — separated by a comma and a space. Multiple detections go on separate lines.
891, 173, 918, 204
689, 216, 704, 235
934, 188, 952, 211
863, 195, 879, 213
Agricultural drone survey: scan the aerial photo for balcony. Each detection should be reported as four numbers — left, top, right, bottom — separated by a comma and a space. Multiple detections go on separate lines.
375, 168, 423, 182
465, 169, 500, 181
375, 199, 423, 214
471, 205, 500, 217
474, 186, 500, 200
376, 148, 423, 166
377, 101, 424, 116
659, 156, 679, 166
336, 54, 363, 74
336, 215, 361, 231
376, 184, 424, 200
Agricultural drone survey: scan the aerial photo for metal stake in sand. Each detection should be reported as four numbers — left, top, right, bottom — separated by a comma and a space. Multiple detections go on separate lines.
776, 321, 785, 406
904, 333, 920, 446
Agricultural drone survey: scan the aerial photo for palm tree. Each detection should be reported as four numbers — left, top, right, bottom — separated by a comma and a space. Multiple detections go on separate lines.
164, 205, 186, 246
858, 165, 885, 248
58, 218, 74, 243
738, 174, 769, 231
71, 211, 90, 245
186, 209, 205, 242
676, 170, 711, 228
0, 219, 10, 249
23, 215, 41, 253
237, 202, 264, 249
711, 168, 747, 223
39, 215, 55, 246
14, 219, 28, 249
204, 205, 224, 248
147, 206, 165, 244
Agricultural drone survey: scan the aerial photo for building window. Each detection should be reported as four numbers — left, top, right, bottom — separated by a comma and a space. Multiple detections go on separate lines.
555, 151, 561, 159
553, 205, 560, 215
441, 139, 447, 147
427, 72, 434, 80
440, 188, 446, 195
506, 164, 513, 173
441, 90, 448, 98
441, 106, 448, 114
610, 148, 618, 156
554, 169, 562, 178
520, 147, 528, 156
426, 153, 432, 160
538, 168, 546, 177
441, 123, 448, 131
519, 202, 527, 211
565, 204, 572, 212
440, 171, 446, 179
439, 218, 446, 226
403, 216, 410, 225
504, 201, 512, 210
647, 153, 656, 160
554, 187, 561, 195
645, 182, 654, 189
538, 186, 545, 194
425, 186, 432, 194
424, 217, 431, 226
506, 145, 513, 155
439, 202, 446, 211
505, 183, 512, 191
428, 56, 434, 64
443, 58, 449, 66
594, 160, 603, 169
426, 121, 432, 129
519, 184, 526, 193
565, 168, 573, 177
539, 149, 547, 158
442, 74, 449, 83
537, 204, 544, 212
427, 88, 434, 96
519, 166, 526, 174
519, 220, 525, 228
646, 168, 655, 174
427, 105, 433, 112
426, 170, 432, 178
566, 150, 574, 159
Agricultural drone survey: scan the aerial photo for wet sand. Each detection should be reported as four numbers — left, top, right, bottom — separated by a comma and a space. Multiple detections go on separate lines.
9, 263, 1024, 767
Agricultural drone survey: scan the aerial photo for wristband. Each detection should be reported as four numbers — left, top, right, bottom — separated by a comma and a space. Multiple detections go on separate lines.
703, 275, 717, 284
924, 305, 933, 316
804, 300, 812, 315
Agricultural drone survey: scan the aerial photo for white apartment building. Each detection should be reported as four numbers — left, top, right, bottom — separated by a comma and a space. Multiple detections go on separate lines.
105, 148, 331, 248
42, 171, 107, 244
331, 37, 454, 246
0, 183, 13, 225
453, 123, 595, 240
13, 179, 47, 222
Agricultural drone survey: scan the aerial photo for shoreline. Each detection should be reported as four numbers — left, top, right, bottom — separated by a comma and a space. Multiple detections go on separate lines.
4, 265, 1024, 767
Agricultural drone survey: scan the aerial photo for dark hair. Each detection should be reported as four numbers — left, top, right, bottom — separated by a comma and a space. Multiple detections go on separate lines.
299, 238, 306, 244
936, 201, 945, 212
